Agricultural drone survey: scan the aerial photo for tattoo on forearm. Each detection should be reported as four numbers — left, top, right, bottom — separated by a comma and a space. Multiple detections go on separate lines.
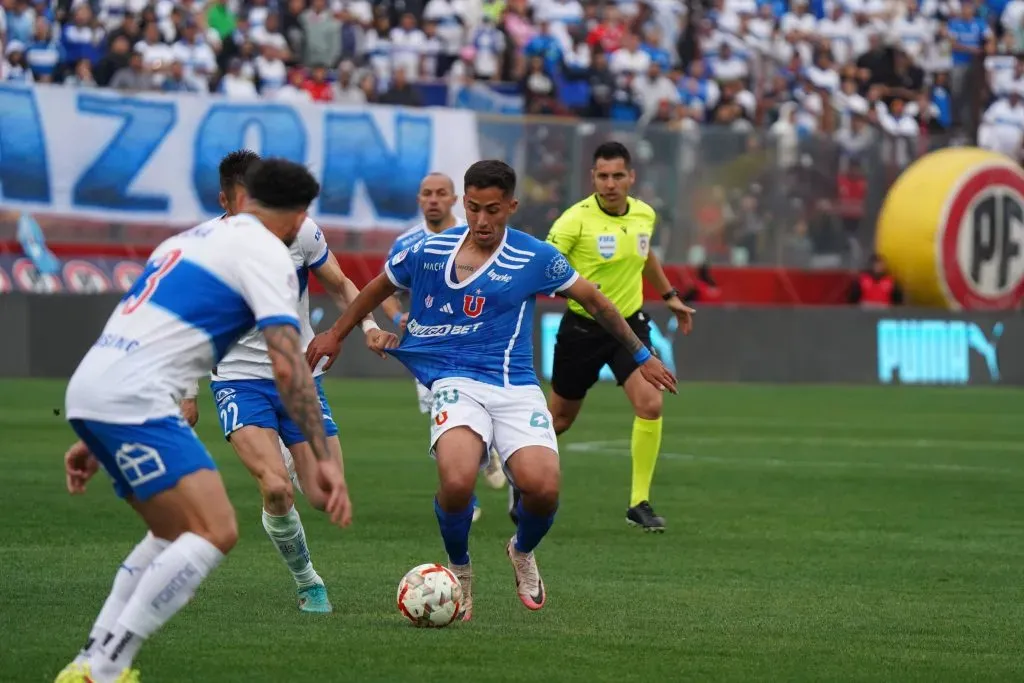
264, 325, 330, 460
589, 297, 645, 356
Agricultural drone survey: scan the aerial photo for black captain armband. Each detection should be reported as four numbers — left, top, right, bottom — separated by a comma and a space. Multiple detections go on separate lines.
661, 288, 680, 301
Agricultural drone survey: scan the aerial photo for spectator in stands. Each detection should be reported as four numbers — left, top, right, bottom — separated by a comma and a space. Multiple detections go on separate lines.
303, 62, 334, 100
636, 59, 680, 124
274, 65, 313, 101
255, 41, 287, 93
5, 0, 34, 45
334, 60, 366, 102
63, 57, 97, 87
110, 49, 153, 90
3, 40, 33, 81
610, 31, 649, 75
380, 65, 424, 104
848, 253, 903, 307
205, 0, 237, 43
300, 0, 340, 68
61, 5, 101, 68
25, 16, 62, 82
220, 56, 258, 97
522, 54, 558, 114
162, 58, 201, 92
172, 21, 218, 90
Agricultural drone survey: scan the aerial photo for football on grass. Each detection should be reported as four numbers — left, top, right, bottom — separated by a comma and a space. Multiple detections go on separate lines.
396, 563, 463, 627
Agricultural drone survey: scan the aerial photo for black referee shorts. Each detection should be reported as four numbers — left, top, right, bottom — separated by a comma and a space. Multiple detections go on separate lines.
550, 309, 654, 401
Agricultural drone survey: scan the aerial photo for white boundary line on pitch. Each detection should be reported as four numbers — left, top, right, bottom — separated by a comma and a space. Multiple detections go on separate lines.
565, 439, 1024, 476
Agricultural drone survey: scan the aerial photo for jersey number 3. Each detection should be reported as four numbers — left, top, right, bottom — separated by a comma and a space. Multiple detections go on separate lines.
122, 249, 183, 315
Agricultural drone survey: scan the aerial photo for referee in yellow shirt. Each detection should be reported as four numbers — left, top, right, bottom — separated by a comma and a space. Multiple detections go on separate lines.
545, 141, 693, 532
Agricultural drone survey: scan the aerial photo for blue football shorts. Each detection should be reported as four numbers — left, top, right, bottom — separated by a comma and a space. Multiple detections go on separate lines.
69, 416, 218, 501
209, 377, 338, 447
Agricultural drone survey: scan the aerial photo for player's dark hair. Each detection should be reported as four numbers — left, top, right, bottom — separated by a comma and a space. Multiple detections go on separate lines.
593, 141, 632, 167
463, 160, 517, 197
219, 149, 261, 192
244, 158, 321, 211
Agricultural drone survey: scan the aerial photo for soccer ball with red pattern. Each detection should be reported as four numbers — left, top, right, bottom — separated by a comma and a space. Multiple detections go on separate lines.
396, 563, 464, 628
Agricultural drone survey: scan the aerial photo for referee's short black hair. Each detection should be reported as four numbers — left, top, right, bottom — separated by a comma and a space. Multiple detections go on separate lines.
593, 141, 632, 167
244, 158, 321, 211
219, 149, 261, 193
464, 160, 517, 198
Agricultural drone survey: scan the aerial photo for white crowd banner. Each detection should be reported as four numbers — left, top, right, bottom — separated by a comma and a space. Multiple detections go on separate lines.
0, 84, 481, 230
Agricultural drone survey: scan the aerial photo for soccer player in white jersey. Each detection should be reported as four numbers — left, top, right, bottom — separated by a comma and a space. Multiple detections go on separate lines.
383, 172, 508, 522
181, 150, 383, 614
56, 159, 351, 683
307, 160, 676, 619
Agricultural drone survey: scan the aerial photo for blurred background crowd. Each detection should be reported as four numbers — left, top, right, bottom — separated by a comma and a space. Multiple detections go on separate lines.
1, 0, 1019, 269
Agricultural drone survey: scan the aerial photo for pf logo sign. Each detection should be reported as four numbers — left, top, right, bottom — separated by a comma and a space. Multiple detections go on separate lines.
877, 148, 1024, 311
940, 166, 1024, 309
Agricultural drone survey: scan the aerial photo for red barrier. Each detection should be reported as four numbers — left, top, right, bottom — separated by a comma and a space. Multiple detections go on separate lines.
0, 242, 854, 305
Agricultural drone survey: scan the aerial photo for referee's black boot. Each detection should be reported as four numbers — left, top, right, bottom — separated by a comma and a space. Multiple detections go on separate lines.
626, 501, 665, 533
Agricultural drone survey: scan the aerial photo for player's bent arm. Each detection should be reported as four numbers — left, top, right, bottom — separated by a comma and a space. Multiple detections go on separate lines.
563, 277, 647, 358
325, 272, 399, 343
264, 323, 331, 462
313, 252, 380, 332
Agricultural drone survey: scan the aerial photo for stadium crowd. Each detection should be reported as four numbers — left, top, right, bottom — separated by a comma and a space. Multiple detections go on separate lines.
1, 0, 1021, 268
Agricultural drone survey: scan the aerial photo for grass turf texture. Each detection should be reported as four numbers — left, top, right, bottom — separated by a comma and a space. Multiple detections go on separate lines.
3, 379, 1024, 682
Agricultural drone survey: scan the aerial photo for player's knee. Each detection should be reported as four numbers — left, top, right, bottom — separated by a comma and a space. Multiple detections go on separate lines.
437, 473, 476, 511
259, 471, 294, 510
633, 393, 663, 420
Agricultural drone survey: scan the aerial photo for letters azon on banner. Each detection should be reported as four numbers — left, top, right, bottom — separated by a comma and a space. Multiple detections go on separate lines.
0, 84, 480, 229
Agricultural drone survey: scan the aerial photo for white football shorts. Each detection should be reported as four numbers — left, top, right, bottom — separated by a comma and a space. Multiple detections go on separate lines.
428, 377, 558, 467
414, 379, 433, 414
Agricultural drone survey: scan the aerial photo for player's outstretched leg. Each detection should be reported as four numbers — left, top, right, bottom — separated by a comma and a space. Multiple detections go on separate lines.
505, 445, 560, 611
623, 372, 666, 532
433, 426, 485, 621
84, 469, 237, 683
231, 426, 331, 613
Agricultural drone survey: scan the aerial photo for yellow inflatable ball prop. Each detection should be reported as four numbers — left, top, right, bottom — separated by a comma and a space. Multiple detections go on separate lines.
876, 147, 1024, 310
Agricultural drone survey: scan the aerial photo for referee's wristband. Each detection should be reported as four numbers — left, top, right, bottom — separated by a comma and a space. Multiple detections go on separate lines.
392, 312, 404, 327
633, 347, 652, 365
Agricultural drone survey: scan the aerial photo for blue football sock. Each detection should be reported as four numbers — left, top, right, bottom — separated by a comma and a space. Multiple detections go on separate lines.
434, 496, 475, 565
514, 500, 556, 554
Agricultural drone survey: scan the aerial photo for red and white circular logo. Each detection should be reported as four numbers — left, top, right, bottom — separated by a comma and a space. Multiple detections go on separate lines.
939, 164, 1024, 310
63, 260, 112, 294
13, 258, 62, 293
113, 261, 145, 292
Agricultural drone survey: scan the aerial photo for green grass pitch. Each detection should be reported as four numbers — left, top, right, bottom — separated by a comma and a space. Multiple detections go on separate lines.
3, 379, 1024, 682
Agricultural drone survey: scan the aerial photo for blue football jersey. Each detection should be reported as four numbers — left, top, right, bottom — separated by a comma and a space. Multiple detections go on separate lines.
384, 226, 578, 389
387, 223, 433, 260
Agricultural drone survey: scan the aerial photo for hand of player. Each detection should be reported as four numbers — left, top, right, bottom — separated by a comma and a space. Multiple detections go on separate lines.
65, 440, 100, 495
179, 398, 199, 427
667, 297, 695, 335
316, 459, 352, 528
640, 356, 678, 394
365, 328, 400, 358
306, 331, 342, 371
399, 312, 409, 332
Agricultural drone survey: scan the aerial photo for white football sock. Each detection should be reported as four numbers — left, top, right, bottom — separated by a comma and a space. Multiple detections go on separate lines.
73, 532, 170, 665
262, 506, 319, 588
88, 532, 224, 682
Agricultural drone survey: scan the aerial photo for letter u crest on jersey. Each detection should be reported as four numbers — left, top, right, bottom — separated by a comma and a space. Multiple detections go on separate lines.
463, 294, 486, 318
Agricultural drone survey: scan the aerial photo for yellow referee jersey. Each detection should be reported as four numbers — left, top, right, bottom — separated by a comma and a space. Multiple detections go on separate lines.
545, 194, 655, 319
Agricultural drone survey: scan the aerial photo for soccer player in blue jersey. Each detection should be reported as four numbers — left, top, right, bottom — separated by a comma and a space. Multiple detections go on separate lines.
382, 172, 508, 521
56, 159, 351, 683
306, 160, 676, 619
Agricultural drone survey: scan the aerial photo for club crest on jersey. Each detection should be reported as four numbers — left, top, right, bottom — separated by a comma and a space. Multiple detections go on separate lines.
545, 253, 571, 281
597, 234, 617, 259
391, 248, 409, 265
214, 388, 236, 405
424, 294, 434, 308
463, 293, 486, 318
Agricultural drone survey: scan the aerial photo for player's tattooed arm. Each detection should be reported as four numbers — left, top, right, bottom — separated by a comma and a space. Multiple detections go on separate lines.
264, 324, 331, 461
565, 278, 645, 356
